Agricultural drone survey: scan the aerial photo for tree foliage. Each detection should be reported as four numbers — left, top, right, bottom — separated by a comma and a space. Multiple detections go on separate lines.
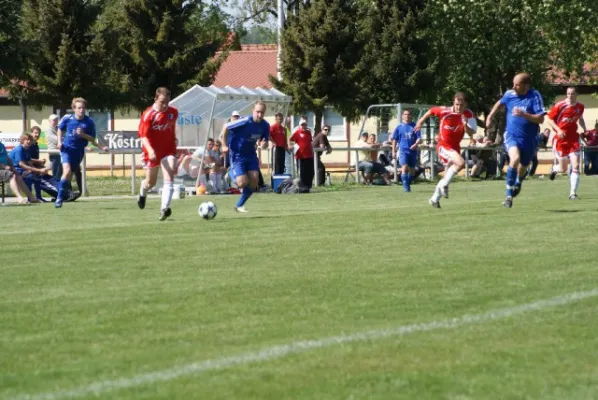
422, 0, 598, 116
91, 0, 231, 111
273, 0, 360, 130
0, 0, 24, 91
352, 0, 433, 109
19, 0, 106, 108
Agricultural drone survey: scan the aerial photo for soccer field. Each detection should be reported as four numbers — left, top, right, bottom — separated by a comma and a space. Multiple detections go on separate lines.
2, 178, 598, 400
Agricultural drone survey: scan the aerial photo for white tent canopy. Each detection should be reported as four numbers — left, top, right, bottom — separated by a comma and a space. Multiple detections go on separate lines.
170, 85, 292, 147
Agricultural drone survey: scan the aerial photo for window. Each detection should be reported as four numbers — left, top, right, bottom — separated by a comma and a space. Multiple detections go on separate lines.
57, 110, 111, 132
291, 108, 346, 141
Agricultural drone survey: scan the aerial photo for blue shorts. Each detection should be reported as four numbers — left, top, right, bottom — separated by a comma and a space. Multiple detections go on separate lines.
61, 148, 84, 169
504, 136, 536, 167
399, 151, 418, 168
230, 156, 259, 180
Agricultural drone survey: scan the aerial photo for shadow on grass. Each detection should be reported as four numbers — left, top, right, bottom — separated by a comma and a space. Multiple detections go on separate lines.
545, 209, 583, 213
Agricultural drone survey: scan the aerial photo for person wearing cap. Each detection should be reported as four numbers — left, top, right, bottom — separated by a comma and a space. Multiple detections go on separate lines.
289, 118, 314, 190
231, 111, 241, 121
47, 114, 62, 178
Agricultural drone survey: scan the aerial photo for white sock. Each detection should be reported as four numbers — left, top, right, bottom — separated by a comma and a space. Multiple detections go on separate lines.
440, 166, 457, 187
431, 184, 442, 202
161, 181, 174, 210
570, 170, 579, 195
140, 181, 148, 197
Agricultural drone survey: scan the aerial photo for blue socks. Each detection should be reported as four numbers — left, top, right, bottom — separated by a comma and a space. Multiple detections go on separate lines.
516, 170, 528, 186
506, 167, 517, 197
402, 172, 411, 191
57, 179, 69, 202
236, 186, 253, 208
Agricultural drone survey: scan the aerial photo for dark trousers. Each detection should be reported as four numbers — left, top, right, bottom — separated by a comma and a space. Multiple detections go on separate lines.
529, 153, 539, 176
584, 149, 598, 175
315, 155, 326, 185
50, 154, 62, 178
272, 147, 286, 175
298, 158, 314, 189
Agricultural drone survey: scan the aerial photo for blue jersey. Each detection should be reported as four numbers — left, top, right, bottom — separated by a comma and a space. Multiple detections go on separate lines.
227, 116, 270, 160
501, 89, 546, 141
391, 122, 421, 152
9, 144, 31, 168
0, 142, 9, 165
58, 114, 96, 151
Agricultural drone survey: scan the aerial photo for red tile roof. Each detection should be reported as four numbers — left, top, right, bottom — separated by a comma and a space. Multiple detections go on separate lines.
549, 62, 598, 85
213, 44, 278, 88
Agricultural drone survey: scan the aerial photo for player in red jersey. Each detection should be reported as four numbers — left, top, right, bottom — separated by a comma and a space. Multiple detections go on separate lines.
546, 87, 587, 199
415, 92, 477, 208
137, 87, 179, 221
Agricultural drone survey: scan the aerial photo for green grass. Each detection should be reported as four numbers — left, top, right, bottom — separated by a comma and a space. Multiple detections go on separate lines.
1, 178, 598, 399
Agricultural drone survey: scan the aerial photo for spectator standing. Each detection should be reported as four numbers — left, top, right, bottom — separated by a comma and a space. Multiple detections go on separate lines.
29, 126, 49, 201
46, 114, 62, 178
582, 121, 598, 175
312, 125, 332, 185
269, 112, 288, 174
529, 128, 550, 176
290, 118, 314, 190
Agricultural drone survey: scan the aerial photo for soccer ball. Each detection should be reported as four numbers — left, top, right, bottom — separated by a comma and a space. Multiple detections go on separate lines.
198, 201, 217, 220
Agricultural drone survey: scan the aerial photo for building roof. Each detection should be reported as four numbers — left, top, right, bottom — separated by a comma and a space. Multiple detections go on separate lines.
550, 62, 598, 86
213, 44, 278, 89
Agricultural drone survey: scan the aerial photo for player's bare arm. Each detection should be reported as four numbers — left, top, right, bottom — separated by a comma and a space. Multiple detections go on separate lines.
392, 139, 398, 158
546, 116, 565, 139
410, 138, 421, 151
219, 125, 229, 152
485, 100, 503, 128
259, 138, 268, 149
414, 110, 433, 132
75, 128, 107, 152
579, 117, 587, 133
56, 128, 63, 150
512, 108, 544, 125
141, 137, 156, 161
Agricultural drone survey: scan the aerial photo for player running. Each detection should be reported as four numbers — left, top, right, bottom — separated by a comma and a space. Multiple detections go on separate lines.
415, 92, 477, 208
137, 87, 179, 221
546, 87, 586, 199
55, 97, 107, 208
486, 73, 546, 208
391, 109, 421, 192
220, 101, 270, 213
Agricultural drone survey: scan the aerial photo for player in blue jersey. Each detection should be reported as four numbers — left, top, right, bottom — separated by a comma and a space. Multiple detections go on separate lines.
391, 109, 421, 192
486, 73, 546, 208
56, 97, 107, 208
220, 101, 270, 213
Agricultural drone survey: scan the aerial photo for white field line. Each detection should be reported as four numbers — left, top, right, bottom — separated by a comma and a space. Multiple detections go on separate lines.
12, 288, 598, 400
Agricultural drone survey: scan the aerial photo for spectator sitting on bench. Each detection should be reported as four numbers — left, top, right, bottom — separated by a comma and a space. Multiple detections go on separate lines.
9, 134, 51, 201
0, 140, 39, 204
355, 132, 391, 185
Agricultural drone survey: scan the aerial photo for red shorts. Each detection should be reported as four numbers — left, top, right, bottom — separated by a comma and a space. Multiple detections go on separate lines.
437, 144, 460, 166
142, 150, 176, 169
554, 140, 580, 159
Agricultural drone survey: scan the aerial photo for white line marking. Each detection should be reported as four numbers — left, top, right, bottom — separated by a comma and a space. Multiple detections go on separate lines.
12, 288, 598, 400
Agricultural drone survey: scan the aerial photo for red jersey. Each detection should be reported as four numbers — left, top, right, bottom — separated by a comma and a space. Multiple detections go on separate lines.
269, 123, 287, 148
138, 105, 178, 158
584, 129, 598, 147
290, 127, 313, 159
547, 100, 584, 142
430, 106, 474, 151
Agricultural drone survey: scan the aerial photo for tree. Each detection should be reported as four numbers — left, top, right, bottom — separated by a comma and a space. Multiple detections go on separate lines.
91, 0, 232, 110
0, 0, 24, 91
19, 0, 107, 108
273, 0, 360, 131
352, 0, 433, 110
421, 0, 598, 117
